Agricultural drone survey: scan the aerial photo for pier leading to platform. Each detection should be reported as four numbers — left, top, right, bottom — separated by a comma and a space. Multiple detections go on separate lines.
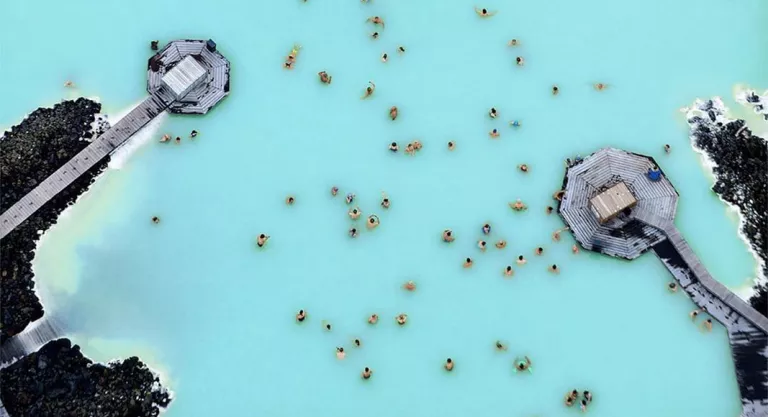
558, 148, 768, 417
0, 39, 230, 239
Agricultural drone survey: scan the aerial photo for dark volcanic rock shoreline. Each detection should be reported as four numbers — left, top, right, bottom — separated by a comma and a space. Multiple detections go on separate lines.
0, 99, 171, 416
686, 94, 768, 317
0, 338, 171, 417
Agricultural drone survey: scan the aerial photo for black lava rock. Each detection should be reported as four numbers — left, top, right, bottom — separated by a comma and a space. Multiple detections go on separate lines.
0, 338, 171, 417
0, 98, 109, 343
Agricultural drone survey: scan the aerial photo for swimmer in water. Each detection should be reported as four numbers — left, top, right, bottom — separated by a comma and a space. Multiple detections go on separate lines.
478, 240, 487, 251
397, 45, 406, 54
346, 193, 356, 205
296, 309, 307, 322
489, 128, 500, 138
549, 264, 559, 274
504, 265, 514, 277
381, 193, 390, 209
509, 120, 522, 128
256, 233, 270, 247
552, 85, 560, 95
151, 216, 160, 224
584, 391, 593, 404
336, 347, 346, 359
482, 223, 492, 235
690, 309, 700, 320
495, 340, 508, 351
702, 318, 713, 331
349, 207, 362, 220
404, 143, 415, 155
331, 186, 339, 196
580, 399, 588, 412
286, 196, 295, 205
381, 52, 388, 63
489, 107, 498, 118
664, 144, 671, 153
518, 164, 529, 173
565, 389, 578, 406
367, 16, 385, 28
535, 247, 544, 256
554, 190, 566, 201
508, 39, 519, 46
362, 81, 376, 99
368, 314, 379, 324
349, 227, 359, 238
475, 7, 497, 17
362, 367, 373, 379
552, 227, 568, 242
516, 56, 524, 66
390, 106, 398, 120
190, 130, 198, 138
516, 255, 527, 265
396, 313, 408, 326
389, 142, 399, 152
371, 31, 379, 40
367, 214, 380, 229
403, 280, 416, 291
668, 282, 678, 292
448, 141, 456, 151
572, 244, 580, 254
445, 358, 454, 371
509, 199, 528, 211
514, 356, 532, 372
495, 240, 507, 249
443, 229, 455, 242
463, 257, 474, 268
318, 71, 332, 84
64, 80, 75, 87
594, 83, 608, 91
546, 206, 554, 215
175, 136, 181, 144
412, 140, 423, 151
160, 134, 170, 143
322, 321, 332, 331
353, 338, 362, 347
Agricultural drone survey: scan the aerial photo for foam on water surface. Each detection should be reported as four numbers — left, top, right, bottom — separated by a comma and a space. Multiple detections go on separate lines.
4, 0, 767, 416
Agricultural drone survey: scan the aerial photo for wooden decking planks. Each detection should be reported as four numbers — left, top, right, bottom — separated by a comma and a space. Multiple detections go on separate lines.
0, 96, 169, 239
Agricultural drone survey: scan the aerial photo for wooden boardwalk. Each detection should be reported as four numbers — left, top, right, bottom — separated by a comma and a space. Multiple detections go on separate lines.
0, 95, 168, 239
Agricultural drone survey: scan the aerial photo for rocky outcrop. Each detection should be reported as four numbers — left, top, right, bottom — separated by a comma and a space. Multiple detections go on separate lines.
0, 98, 109, 342
0, 338, 171, 417
686, 96, 767, 317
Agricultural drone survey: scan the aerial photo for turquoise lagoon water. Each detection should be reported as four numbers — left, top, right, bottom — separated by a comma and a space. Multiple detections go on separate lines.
3, 0, 768, 416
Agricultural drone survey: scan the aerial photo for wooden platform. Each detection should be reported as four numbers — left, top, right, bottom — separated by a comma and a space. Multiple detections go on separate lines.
0, 96, 168, 238
559, 147, 768, 417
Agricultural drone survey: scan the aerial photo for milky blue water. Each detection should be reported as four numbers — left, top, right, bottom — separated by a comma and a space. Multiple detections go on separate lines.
3, 0, 768, 416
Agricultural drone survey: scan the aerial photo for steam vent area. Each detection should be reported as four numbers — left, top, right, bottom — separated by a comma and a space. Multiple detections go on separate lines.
557, 148, 768, 417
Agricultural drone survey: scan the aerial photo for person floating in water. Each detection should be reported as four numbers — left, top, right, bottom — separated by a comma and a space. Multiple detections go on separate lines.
594, 82, 608, 91
489, 128, 500, 138
362, 367, 373, 380
331, 186, 339, 196
371, 31, 379, 40
509, 120, 522, 128
175, 136, 181, 144
702, 318, 713, 332
64, 80, 75, 88
549, 264, 560, 274
353, 338, 362, 347
362, 81, 376, 99
516, 56, 524, 66
444, 358, 454, 371
367, 214, 380, 229
478, 240, 487, 251
389, 142, 399, 152
257, 233, 270, 247
475, 7, 497, 17
151, 216, 160, 224
160, 134, 171, 143
580, 399, 588, 412
150, 40, 159, 51
367, 16, 385, 28
552, 85, 560, 95
381, 52, 388, 63
443, 229, 455, 242
503, 265, 514, 277
284, 44, 301, 69
349, 227, 359, 238
286, 195, 295, 205
390, 106, 398, 120
380, 193, 391, 209
514, 356, 532, 373
336, 347, 346, 360
546, 206, 554, 215
397, 45, 406, 54
495, 239, 507, 249
535, 247, 544, 256
463, 257, 474, 268
508, 39, 519, 46
482, 223, 492, 235
190, 130, 198, 138
690, 309, 700, 320
565, 389, 578, 407
396, 313, 408, 326
517, 255, 527, 265
668, 282, 678, 292
448, 141, 456, 151
296, 309, 307, 322
489, 107, 498, 119
495, 340, 508, 351
553, 190, 566, 201
403, 280, 416, 291
318, 71, 332, 84
572, 244, 580, 254
349, 207, 361, 220
664, 144, 671, 153
509, 199, 527, 211
322, 321, 332, 331
368, 314, 379, 324
346, 193, 356, 205
552, 227, 568, 242
404, 143, 415, 155
518, 164, 529, 173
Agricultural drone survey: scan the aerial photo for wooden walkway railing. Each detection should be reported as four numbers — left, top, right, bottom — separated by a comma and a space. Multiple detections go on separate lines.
0, 95, 169, 239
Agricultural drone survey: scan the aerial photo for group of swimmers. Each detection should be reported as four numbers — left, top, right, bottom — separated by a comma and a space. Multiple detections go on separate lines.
667, 284, 715, 331
159, 130, 198, 144
564, 389, 594, 412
